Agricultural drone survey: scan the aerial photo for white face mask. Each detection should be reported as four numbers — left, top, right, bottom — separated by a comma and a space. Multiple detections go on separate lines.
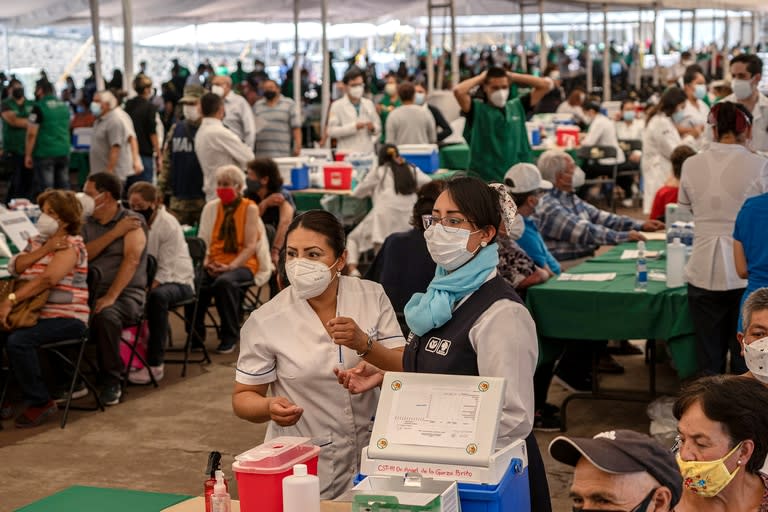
489, 89, 509, 108
183, 104, 200, 121
507, 214, 525, 241
571, 167, 586, 189
75, 192, 94, 219
384, 83, 397, 96
211, 84, 225, 97
745, 336, 768, 384
286, 258, 339, 300
732, 79, 754, 100
348, 85, 364, 100
424, 224, 479, 271
36, 213, 59, 238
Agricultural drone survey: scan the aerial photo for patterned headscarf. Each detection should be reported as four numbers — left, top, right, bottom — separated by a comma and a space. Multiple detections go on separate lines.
488, 183, 518, 235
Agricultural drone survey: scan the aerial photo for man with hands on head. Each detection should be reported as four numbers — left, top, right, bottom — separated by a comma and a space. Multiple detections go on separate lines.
454, 66, 554, 183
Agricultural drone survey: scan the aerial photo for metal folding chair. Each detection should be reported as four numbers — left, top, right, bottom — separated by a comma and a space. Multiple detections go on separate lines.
165, 237, 212, 377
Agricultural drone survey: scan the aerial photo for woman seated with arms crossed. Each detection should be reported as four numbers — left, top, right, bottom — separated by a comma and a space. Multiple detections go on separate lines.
674, 375, 768, 511
2, 190, 89, 428
193, 164, 270, 355
232, 210, 405, 499
335, 176, 551, 511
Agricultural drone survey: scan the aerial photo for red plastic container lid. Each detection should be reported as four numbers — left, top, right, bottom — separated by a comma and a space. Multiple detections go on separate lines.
232, 436, 321, 475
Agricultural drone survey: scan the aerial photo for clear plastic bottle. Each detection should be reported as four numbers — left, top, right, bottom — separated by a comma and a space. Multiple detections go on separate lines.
282, 464, 320, 512
666, 237, 686, 288
635, 241, 648, 292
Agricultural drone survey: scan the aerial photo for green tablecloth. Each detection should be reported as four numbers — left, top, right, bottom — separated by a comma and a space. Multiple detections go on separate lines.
525, 240, 697, 379
17, 486, 191, 512
438, 143, 581, 172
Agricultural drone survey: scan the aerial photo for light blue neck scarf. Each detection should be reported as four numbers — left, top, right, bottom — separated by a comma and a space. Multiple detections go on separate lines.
404, 243, 499, 336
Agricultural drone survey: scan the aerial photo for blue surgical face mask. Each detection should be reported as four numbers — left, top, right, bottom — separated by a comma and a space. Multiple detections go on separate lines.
90, 102, 102, 117
414, 92, 426, 105
672, 110, 685, 124
694, 84, 707, 100
623, 111, 635, 122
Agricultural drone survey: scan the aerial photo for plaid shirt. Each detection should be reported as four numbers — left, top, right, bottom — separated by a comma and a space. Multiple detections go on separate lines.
533, 188, 643, 261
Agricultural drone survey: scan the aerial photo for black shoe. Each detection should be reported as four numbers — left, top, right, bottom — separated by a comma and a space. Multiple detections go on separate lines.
538, 402, 561, 416
216, 341, 236, 354
52, 381, 89, 404
99, 384, 122, 406
533, 408, 562, 432
598, 354, 626, 374
553, 372, 593, 393
607, 340, 644, 356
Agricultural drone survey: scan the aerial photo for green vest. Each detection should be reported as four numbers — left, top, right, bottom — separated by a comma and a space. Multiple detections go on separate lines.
2, 97, 32, 154
464, 98, 533, 183
32, 95, 70, 158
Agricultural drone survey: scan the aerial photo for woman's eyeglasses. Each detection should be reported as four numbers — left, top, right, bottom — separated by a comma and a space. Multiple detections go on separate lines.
422, 215, 470, 233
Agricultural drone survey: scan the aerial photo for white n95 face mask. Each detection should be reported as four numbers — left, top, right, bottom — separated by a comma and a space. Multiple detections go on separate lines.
507, 214, 525, 241
489, 89, 509, 108
36, 213, 59, 238
348, 85, 364, 100
424, 224, 479, 271
731, 79, 753, 100
211, 85, 225, 97
572, 167, 586, 189
745, 336, 768, 384
286, 258, 339, 300
183, 105, 200, 121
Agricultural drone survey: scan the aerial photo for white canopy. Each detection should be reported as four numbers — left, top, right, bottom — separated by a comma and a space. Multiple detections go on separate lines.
2, 0, 766, 29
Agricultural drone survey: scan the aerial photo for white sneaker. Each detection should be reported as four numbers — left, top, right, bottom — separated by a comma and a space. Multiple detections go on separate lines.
127, 364, 165, 385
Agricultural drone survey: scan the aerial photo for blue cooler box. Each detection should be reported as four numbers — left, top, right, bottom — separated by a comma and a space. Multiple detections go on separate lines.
285, 166, 310, 190
354, 461, 530, 512
399, 144, 439, 174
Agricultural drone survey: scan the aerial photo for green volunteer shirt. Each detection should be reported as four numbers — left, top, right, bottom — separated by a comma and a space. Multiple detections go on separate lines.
1, 97, 32, 154
463, 96, 533, 183
28, 94, 71, 158
378, 95, 402, 143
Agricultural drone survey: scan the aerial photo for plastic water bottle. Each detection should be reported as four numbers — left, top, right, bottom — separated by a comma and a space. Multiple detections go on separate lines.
666, 237, 686, 288
635, 241, 648, 292
682, 222, 695, 247
282, 464, 320, 512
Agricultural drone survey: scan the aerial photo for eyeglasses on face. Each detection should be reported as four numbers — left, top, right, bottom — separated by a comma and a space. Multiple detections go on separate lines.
422, 214, 471, 233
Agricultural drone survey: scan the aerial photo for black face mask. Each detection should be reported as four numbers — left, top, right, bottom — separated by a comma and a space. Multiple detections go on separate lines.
11, 88, 24, 100
263, 90, 277, 101
135, 207, 154, 225
246, 178, 262, 195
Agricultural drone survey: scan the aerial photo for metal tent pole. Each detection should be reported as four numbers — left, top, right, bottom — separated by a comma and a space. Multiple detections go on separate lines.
723, 10, 730, 79
603, 3, 610, 101
122, 0, 134, 96
519, 1, 527, 73
427, 0, 434, 92
635, 9, 642, 91
320, 0, 330, 139
538, 0, 546, 71
450, 0, 458, 87
692, 10, 697, 50
586, 4, 593, 93
89, 0, 104, 89
3, 25, 10, 74
652, 2, 660, 87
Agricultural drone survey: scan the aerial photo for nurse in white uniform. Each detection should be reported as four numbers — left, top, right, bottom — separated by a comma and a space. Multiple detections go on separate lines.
232, 210, 405, 499
641, 87, 688, 215
346, 144, 432, 276
677, 67, 710, 141
326, 67, 381, 154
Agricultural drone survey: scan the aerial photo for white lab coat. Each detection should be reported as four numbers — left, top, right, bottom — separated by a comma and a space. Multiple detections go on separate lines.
580, 113, 625, 166
614, 119, 644, 141
679, 98, 709, 129
678, 143, 768, 290
327, 95, 381, 154
345, 164, 433, 265
641, 114, 683, 214
236, 277, 405, 499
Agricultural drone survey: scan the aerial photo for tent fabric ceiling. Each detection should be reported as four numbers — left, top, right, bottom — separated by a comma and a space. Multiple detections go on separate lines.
1, 0, 765, 28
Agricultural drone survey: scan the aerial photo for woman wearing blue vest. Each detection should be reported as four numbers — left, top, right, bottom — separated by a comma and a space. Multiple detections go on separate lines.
335, 176, 550, 511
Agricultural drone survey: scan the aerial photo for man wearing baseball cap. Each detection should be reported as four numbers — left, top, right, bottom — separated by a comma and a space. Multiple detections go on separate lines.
550, 429, 682, 511
504, 162, 560, 276
158, 84, 207, 225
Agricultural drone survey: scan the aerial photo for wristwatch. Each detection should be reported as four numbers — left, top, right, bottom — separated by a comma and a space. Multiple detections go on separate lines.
7, 292, 16, 305
356, 334, 374, 357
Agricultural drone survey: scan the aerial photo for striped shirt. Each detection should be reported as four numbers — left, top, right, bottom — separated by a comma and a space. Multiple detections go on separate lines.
10, 235, 90, 324
533, 188, 642, 261
253, 96, 301, 158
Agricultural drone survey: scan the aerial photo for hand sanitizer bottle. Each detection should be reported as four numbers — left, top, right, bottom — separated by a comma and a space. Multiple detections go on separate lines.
211, 470, 231, 512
